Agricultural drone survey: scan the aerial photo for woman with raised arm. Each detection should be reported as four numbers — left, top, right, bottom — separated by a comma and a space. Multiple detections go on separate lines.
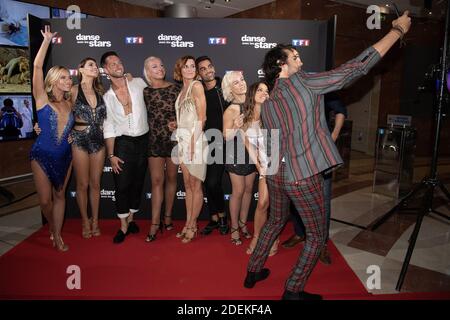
30, 25, 74, 252
173, 55, 208, 243
34, 58, 107, 239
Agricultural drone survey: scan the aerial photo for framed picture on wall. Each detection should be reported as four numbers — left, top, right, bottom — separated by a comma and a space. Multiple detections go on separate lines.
0, 93, 34, 141
0, 45, 30, 93
0, 0, 50, 47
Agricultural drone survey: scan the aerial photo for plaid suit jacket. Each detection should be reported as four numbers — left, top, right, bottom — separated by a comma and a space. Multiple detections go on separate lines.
262, 46, 381, 183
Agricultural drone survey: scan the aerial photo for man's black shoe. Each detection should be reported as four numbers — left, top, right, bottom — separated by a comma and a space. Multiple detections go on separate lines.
200, 220, 219, 235
113, 230, 127, 244
281, 290, 323, 300
218, 217, 229, 235
244, 268, 270, 288
127, 221, 140, 234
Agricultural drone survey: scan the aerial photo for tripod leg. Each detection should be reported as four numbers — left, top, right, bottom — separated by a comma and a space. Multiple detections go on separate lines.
438, 182, 450, 202
396, 188, 431, 291
371, 183, 424, 231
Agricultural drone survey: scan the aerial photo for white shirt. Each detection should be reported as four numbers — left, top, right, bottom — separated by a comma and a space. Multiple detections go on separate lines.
103, 77, 149, 139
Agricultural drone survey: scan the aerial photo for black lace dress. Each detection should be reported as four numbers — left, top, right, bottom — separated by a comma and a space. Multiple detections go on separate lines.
144, 83, 181, 157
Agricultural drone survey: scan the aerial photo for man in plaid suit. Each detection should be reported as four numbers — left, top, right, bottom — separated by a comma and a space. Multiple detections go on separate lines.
244, 11, 411, 300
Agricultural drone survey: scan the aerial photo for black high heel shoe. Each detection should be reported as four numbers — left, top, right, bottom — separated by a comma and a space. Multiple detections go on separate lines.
163, 215, 174, 231
145, 223, 162, 242
230, 227, 242, 246
238, 220, 252, 239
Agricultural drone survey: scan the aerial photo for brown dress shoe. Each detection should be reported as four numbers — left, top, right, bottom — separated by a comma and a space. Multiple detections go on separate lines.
319, 246, 332, 265
281, 234, 305, 248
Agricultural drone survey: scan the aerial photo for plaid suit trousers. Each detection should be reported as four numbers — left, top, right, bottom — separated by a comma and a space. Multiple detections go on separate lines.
247, 163, 327, 292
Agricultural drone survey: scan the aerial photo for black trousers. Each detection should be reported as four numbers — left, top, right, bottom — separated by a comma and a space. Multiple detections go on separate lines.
204, 143, 225, 217
113, 133, 148, 218
204, 162, 225, 217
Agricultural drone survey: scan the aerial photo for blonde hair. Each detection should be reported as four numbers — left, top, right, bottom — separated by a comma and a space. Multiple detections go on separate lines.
173, 55, 196, 82
143, 56, 160, 85
44, 66, 71, 101
221, 71, 242, 102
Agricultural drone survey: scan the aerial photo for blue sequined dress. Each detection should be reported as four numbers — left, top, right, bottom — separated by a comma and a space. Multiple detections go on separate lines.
30, 104, 74, 191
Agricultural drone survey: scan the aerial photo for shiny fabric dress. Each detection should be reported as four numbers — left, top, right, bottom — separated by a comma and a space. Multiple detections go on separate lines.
71, 87, 107, 154
175, 80, 208, 182
30, 104, 74, 190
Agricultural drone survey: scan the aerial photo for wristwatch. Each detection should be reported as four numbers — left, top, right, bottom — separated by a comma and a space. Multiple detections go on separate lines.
108, 154, 115, 159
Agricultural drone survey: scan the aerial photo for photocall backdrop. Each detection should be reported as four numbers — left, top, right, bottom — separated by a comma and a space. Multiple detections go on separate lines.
29, 16, 334, 220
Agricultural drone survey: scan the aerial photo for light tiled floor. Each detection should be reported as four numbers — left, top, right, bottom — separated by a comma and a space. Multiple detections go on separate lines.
0, 152, 449, 295
0, 206, 42, 256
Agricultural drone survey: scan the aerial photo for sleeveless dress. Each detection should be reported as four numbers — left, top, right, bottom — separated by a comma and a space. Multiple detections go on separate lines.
30, 104, 74, 190
175, 80, 208, 181
246, 120, 269, 175
144, 83, 181, 157
71, 87, 107, 154
224, 104, 257, 176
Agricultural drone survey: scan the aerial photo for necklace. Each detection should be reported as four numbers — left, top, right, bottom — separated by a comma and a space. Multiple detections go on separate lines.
114, 86, 131, 115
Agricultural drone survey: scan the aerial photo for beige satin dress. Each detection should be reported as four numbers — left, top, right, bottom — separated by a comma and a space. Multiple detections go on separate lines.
175, 80, 208, 181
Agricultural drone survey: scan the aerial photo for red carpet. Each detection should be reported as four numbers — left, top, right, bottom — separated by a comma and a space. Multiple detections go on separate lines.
0, 219, 447, 300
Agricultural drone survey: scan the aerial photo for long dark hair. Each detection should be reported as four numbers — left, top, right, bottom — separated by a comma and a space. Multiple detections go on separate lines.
242, 81, 267, 129
77, 57, 104, 95
262, 44, 295, 92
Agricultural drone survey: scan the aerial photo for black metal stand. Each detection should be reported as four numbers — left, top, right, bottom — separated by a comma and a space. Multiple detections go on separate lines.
370, 2, 450, 291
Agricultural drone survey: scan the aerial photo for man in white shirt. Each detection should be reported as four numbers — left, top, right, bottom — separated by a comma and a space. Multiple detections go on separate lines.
101, 51, 149, 244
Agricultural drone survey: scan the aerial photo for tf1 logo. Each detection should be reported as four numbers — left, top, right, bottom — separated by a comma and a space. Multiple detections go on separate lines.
52, 36, 63, 44
125, 36, 144, 44
209, 37, 227, 45
291, 39, 310, 47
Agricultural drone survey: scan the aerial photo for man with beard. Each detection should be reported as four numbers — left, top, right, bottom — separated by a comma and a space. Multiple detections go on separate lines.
101, 51, 149, 243
195, 56, 229, 235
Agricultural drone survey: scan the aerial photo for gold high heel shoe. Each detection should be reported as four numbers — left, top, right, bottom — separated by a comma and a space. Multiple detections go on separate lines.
82, 220, 92, 239
91, 218, 101, 237
181, 226, 198, 244
176, 225, 188, 238
54, 235, 69, 252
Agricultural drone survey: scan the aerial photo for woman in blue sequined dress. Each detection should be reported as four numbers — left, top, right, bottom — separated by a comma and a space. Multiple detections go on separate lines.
30, 25, 74, 252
